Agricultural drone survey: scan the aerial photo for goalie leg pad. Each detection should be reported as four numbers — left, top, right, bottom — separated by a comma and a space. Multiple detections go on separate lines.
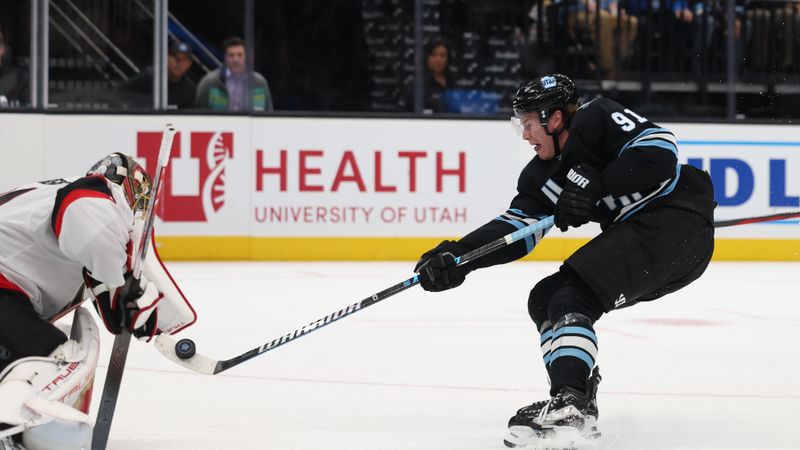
22, 419, 92, 450
0, 308, 99, 449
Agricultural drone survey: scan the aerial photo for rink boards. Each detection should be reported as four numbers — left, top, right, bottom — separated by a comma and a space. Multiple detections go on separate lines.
0, 113, 798, 261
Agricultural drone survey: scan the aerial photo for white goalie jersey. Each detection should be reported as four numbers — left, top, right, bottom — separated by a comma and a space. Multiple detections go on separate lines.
0, 176, 195, 333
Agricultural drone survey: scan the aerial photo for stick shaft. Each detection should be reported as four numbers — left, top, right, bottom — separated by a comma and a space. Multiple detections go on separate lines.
92, 125, 174, 449
152, 216, 556, 375
714, 210, 800, 228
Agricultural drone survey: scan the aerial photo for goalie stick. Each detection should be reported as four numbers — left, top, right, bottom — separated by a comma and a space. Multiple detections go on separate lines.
154, 216, 556, 375
91, 124, 176, 450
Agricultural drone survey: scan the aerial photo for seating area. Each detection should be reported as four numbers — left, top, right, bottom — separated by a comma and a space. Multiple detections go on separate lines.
2, 0, 800, 119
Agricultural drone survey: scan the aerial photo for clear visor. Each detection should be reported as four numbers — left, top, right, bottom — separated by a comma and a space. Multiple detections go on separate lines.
510, 116, 540, 136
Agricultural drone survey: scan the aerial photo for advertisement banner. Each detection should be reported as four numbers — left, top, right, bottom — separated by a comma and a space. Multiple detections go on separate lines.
0, 114, 798, 260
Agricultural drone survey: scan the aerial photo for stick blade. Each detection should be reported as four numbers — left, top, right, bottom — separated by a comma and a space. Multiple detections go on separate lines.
154, 334, 218, 375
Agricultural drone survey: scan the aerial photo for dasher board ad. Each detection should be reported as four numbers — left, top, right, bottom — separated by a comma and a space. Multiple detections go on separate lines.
0, 114, 798, 259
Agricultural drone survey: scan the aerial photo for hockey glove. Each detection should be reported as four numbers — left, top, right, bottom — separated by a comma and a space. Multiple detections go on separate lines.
414, 240, 471, 292
83, 269, 163, 342
555, 163, 606, 232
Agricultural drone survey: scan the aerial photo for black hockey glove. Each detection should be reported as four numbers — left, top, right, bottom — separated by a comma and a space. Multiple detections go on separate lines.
554, 163, 606, 232
83, 269, 163, 341
414, 240, 471, 292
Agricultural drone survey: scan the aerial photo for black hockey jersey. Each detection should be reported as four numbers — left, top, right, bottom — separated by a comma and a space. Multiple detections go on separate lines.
459, 96, 715, 269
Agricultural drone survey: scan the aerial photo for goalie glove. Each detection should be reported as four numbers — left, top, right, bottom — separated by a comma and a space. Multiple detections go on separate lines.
83, 269, 163, 342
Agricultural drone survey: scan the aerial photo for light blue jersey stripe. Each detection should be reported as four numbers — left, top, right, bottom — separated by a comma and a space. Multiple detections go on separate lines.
629, 139, 678, 157
618, 127, 673, 156
494, 216, 534, 253
508, 208, 534, 218
619, 163, 681, 221
614, 127, 681, 222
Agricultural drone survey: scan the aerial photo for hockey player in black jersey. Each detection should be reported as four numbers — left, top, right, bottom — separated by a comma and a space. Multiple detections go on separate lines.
414, 74, 716, 447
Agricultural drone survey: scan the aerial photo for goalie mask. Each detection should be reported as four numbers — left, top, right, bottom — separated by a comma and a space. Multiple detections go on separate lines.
87, 153, 151, 213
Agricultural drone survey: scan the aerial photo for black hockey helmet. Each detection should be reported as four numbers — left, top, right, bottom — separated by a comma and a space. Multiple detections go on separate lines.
512, 74, 578, 125
87, 153, 151, 213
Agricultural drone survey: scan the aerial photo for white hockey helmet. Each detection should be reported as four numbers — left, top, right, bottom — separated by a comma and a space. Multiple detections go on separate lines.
87, 153, 151, 212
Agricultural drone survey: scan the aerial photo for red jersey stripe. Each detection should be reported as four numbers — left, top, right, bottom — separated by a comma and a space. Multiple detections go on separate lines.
53, 190, 113, 237
0, 272, 28, 298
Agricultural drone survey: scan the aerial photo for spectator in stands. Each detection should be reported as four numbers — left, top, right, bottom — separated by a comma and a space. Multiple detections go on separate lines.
407, 38, 454, 113
0, 31, 30, 108
572, 0, 638, 77
195, 36, 274, 111
166, 41, 197, 109
672, 0, 721, 72
748, 1, 799, 72
119, 40, 197, 109
625, 0, 688, 72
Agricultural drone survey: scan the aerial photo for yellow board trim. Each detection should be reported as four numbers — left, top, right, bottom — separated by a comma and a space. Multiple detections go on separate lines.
155, 236, 800, 261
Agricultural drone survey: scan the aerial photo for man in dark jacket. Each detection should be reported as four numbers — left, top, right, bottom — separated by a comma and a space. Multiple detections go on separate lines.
119, 40, 197, 109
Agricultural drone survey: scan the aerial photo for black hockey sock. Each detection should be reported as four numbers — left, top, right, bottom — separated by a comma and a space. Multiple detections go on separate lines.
548, 313, 597, 396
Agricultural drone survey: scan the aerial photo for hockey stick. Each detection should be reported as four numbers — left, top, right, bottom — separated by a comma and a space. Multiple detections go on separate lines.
154, 207, 800, 376
714, 210, 800, 228
154, 216, 556, 375
92, 124, 175, 450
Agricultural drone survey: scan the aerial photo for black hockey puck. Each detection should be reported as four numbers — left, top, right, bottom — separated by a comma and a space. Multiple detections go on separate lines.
175, 338, 196, 360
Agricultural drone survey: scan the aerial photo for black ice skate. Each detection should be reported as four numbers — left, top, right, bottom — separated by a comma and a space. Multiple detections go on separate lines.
503, 367, 601, 448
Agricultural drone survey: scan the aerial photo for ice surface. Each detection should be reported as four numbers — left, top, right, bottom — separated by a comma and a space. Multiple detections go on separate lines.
84, 261, 800, 449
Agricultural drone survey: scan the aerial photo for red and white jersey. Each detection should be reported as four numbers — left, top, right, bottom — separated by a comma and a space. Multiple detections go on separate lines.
0, 176, 133, 319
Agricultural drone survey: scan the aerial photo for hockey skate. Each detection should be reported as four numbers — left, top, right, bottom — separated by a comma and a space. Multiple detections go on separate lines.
503, 367, 601, 448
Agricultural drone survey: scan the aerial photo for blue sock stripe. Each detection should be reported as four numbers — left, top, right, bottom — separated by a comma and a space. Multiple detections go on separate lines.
552, 326, 597, 345
539, 329, 553, 344
550, 347, 595, 369
543, 350, 552, 365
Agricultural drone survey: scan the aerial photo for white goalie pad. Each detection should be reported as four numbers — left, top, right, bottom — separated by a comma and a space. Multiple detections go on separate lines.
0, 308, 99, 449
142, 231, 197, 335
